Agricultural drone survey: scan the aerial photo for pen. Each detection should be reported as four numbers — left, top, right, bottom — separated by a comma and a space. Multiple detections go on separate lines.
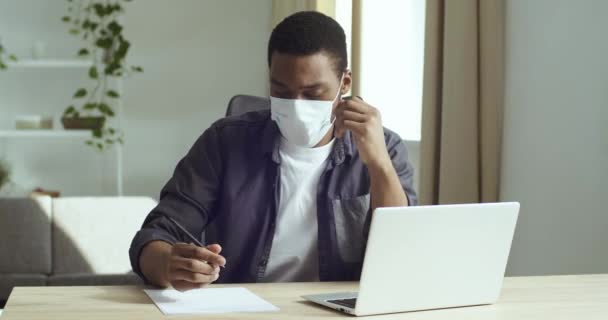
165, 215, 225, 268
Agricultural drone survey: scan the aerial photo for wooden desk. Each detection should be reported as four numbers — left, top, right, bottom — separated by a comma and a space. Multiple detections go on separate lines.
2, 275, 608, 319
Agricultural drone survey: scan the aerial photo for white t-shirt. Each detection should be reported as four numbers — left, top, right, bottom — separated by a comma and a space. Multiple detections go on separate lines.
262, 138, 335, 282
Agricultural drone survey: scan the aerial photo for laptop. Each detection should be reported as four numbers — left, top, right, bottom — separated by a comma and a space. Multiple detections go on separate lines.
302, 202, 520, 316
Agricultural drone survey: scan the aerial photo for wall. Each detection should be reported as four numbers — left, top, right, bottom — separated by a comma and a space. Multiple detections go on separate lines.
0, 0, 272, 197
122, 0, 271, 197
501, 0, 608, 275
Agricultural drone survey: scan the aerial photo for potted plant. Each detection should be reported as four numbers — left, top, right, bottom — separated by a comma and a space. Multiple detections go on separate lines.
61, 0, 143, 151
0, 38, 18, 70
0, 159, 11, 194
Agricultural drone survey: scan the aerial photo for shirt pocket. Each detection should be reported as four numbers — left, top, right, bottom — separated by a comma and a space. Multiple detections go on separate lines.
332, 194, 371, 263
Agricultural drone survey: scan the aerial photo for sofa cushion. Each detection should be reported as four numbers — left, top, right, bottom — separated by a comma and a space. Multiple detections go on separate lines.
0, 274, 47, 302
47, 273, 143, 286
52, 197, 156, 274
0, 196, 52, 274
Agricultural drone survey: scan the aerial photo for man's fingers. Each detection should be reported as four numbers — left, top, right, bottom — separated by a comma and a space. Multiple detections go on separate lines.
205, 244, 225, 268
206, 244, 222, 254
334, 121, 345, 138
334, 99, 375, 138
169, 269, 219, 284
172, 280, 208, 292
171, 256, 218, 275
343, 120, 367, 137
334, 104, 370, 138
173, 243, 226, 267
336, 110, 367, 123
337, 99, 369, 115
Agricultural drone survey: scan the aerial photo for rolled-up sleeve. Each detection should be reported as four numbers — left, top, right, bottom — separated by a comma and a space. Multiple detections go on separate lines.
129, 124, 223, 280
385, 130, 418, 206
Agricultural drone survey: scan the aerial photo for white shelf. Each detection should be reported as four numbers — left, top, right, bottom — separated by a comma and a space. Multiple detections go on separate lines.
0, 129, 91, 138
6, 59, 92, 68
1, 56, 124, 195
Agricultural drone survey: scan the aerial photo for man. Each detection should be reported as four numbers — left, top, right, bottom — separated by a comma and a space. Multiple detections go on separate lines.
129, 11, 417, 291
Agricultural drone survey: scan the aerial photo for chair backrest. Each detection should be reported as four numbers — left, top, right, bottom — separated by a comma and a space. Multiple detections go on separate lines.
51, 197, 157, 275
226, 94, 269, 117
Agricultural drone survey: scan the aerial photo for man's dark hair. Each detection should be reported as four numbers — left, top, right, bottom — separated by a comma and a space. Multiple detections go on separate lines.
268, 11, 348, 77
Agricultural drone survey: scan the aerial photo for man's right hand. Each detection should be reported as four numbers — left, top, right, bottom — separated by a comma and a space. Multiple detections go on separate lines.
165, 243, 226, 291
139, 241, 226, 292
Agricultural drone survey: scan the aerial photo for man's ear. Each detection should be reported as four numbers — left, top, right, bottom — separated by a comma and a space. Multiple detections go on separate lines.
341, 69, 353, 95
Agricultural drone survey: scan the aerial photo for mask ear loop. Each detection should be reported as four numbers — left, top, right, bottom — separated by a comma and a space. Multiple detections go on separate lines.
334, 72, 346, 103
331, 72, 346, 135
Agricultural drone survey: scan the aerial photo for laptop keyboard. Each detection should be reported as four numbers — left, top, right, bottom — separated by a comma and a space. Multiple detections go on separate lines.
327, 298, 357, 309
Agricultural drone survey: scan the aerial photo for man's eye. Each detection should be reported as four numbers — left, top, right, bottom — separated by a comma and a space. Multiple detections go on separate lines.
303, 93, 323, 100
271, 90, 289, 98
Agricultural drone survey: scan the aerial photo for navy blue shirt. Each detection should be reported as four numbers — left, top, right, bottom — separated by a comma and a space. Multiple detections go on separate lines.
129, 110, 417, 283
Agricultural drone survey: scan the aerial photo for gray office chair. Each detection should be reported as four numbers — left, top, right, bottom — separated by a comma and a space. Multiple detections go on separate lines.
226, 94, 270, 117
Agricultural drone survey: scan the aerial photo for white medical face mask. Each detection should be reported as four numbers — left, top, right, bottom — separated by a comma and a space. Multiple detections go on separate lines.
270, 76, 343, 147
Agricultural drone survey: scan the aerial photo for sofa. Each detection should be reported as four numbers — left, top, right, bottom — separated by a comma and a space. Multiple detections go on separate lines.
0, 196, 157, 303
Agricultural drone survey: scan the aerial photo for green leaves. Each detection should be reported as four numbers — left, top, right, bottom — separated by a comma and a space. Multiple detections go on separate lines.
93, 3, 105, 17
93, 3, 122, 18
95, 38, 113, 49
115, 38, 130, 60
83, 103, 97, 110
0, 50, 16, 70
107, 21, 123, 36
76, 103, 115, 117
92, 128, 103, 138
88, 66, 98, 79
89, 22, 99, 32
63, 105, 81, 118
97, 103, 115, 117
85, 127, 123, 151
106, 90, 120, 98
63, 105, 77, 116
63, 1, 139, 152
104, 62, 121, 76
73, 88, 87, 98
80, 19, 98, 32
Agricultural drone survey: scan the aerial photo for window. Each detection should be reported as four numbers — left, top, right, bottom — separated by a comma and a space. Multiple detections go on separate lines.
336, 0, 426, 141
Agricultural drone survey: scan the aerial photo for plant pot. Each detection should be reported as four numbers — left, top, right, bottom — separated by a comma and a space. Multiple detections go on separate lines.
61, 116, 105, 131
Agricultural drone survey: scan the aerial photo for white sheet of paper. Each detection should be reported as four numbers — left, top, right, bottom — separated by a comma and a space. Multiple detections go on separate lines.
144, 287, 280, 315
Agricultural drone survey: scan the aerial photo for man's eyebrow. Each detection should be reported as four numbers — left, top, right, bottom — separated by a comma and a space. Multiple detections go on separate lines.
301, 83, 324, 90
270, 79, 326, 90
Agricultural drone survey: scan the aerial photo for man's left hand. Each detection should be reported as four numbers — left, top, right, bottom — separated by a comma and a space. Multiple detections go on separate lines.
334, 97, 392, 170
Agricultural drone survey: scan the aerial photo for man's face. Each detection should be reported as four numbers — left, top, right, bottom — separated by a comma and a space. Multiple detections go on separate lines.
269, 52, 352, 106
